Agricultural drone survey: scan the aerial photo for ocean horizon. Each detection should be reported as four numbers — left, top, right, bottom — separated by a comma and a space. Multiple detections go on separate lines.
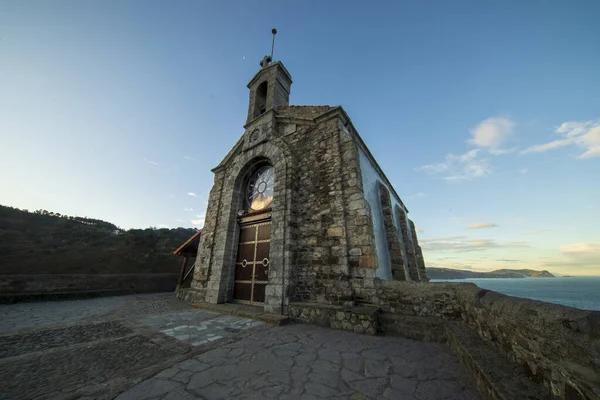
430, 276, 600, 311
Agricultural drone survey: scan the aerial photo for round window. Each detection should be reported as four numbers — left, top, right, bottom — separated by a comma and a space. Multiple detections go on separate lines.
246, 165, 274, 211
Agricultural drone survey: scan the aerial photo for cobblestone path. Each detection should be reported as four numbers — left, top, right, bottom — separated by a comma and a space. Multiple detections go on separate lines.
0, 294, 480, 400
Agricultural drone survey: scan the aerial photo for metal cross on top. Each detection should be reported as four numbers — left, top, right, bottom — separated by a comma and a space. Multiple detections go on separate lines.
260, 55, 272, 68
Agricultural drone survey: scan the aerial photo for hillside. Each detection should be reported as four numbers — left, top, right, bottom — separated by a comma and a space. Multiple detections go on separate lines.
490, 269, 554, 278
428, 267, 555, 280
0, 205, 197, 274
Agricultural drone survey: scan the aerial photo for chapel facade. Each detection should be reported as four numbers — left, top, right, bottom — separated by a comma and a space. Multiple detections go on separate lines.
181, 57, 428, 314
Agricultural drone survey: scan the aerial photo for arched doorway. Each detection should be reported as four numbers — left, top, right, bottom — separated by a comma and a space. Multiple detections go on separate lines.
233, 164, 274, 305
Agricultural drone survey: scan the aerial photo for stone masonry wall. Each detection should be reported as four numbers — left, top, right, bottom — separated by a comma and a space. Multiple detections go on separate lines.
408, 220, 428, 281
190, 168, 227, 299
288, 302, 378, 335
360, 281, 599, 400
337, 119, 379, 301
454, 285, 599, 400
378, 183, 407, 281
396, 206, 421, 281
283, 115, 353, 304
279, 109, 382, 305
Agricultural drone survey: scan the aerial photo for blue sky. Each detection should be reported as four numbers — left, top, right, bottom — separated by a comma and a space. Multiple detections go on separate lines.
1, 1, 599, 275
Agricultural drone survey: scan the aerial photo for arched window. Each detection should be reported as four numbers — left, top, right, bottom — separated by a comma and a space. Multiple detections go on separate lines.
253, 81, 268, 118
245, 164, 274, 212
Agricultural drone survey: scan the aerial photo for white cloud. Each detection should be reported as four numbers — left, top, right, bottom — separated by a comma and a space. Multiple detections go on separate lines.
421, 236, 528, 252
560, 242, 600, 256
418, 116, 517, 181
184, 208, 194, 212
187, 192, 198, 197
522, 228, 555, 235
522, 138, 572, 154
143, 157, 158, 166
580, 126, 600, 158
522, 119, 600, 159
557, 242, 600, 271
158, 224, 169, 229
556, 121, 591, 137
191, 214, 206, 228
418, 149, 491, 181
466, 222, 497, 229
183, 156, 195, 161
468, 117, 515, 153
405, 192, 425, 200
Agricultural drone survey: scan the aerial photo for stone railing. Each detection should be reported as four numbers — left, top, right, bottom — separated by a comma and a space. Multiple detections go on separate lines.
358, 280, 599, 400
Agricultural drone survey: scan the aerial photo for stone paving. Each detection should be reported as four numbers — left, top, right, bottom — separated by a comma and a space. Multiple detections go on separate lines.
118, 324, 480, 400
0, 293, 481, 400
137, 310, 263, 347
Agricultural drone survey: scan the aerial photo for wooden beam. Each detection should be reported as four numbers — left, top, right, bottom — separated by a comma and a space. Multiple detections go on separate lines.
178, 256, 188, 286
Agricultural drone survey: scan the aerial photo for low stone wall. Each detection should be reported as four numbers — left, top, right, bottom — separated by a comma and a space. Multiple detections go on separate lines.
378, 313, 446, 342
288, 302, 378, 335
355, 280, 599, 400
454, 284, 599, 400
367, 280, 467, 318
0, 274, 178, 302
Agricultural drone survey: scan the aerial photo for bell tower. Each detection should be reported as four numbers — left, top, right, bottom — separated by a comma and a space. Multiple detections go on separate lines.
246, 34, 292, 124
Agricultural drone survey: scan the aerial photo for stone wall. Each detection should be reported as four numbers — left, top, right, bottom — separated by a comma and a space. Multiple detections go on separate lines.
396, 206, 421, 281
357, 281, 599, 400
378, 183, 407, 281
454, 284, 599, 400
288, 301, 378, 335
0, 273, 178, 302
286, 116, 354, 304
408, 220, 428, 281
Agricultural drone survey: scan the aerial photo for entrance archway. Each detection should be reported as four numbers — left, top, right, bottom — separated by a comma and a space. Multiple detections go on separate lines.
234, 217, 271, 304
233, 164, 274, 305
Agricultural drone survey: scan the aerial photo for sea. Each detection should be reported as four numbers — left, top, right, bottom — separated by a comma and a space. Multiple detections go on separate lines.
430, 276, 600, 311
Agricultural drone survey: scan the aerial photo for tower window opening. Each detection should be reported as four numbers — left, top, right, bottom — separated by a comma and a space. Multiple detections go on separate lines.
254, 81, 268, 117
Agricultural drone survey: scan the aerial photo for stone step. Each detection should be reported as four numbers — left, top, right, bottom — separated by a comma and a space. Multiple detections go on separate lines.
190, 302, 289, 326
446, 321, 551, 400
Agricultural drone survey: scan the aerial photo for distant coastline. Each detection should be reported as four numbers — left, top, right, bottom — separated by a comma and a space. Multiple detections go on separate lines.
427, 267, 554, 280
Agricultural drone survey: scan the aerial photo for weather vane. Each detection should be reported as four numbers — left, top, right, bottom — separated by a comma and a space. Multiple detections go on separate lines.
260, 29, 277, 68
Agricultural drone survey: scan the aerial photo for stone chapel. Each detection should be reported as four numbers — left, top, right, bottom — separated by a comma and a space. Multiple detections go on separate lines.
178, 56, 428, 314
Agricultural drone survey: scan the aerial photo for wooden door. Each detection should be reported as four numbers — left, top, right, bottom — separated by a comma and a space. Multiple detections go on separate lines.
233, 221, 270, 304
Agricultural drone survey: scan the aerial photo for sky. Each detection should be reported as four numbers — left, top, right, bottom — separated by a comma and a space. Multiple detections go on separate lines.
1, 1, 599, 276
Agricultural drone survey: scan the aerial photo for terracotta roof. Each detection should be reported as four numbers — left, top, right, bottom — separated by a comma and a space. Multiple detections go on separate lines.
277, 105, 334, 120
173, 230, 201, 256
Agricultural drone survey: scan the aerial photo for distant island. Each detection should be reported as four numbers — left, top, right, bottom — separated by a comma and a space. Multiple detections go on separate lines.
428, 267, 555, 280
